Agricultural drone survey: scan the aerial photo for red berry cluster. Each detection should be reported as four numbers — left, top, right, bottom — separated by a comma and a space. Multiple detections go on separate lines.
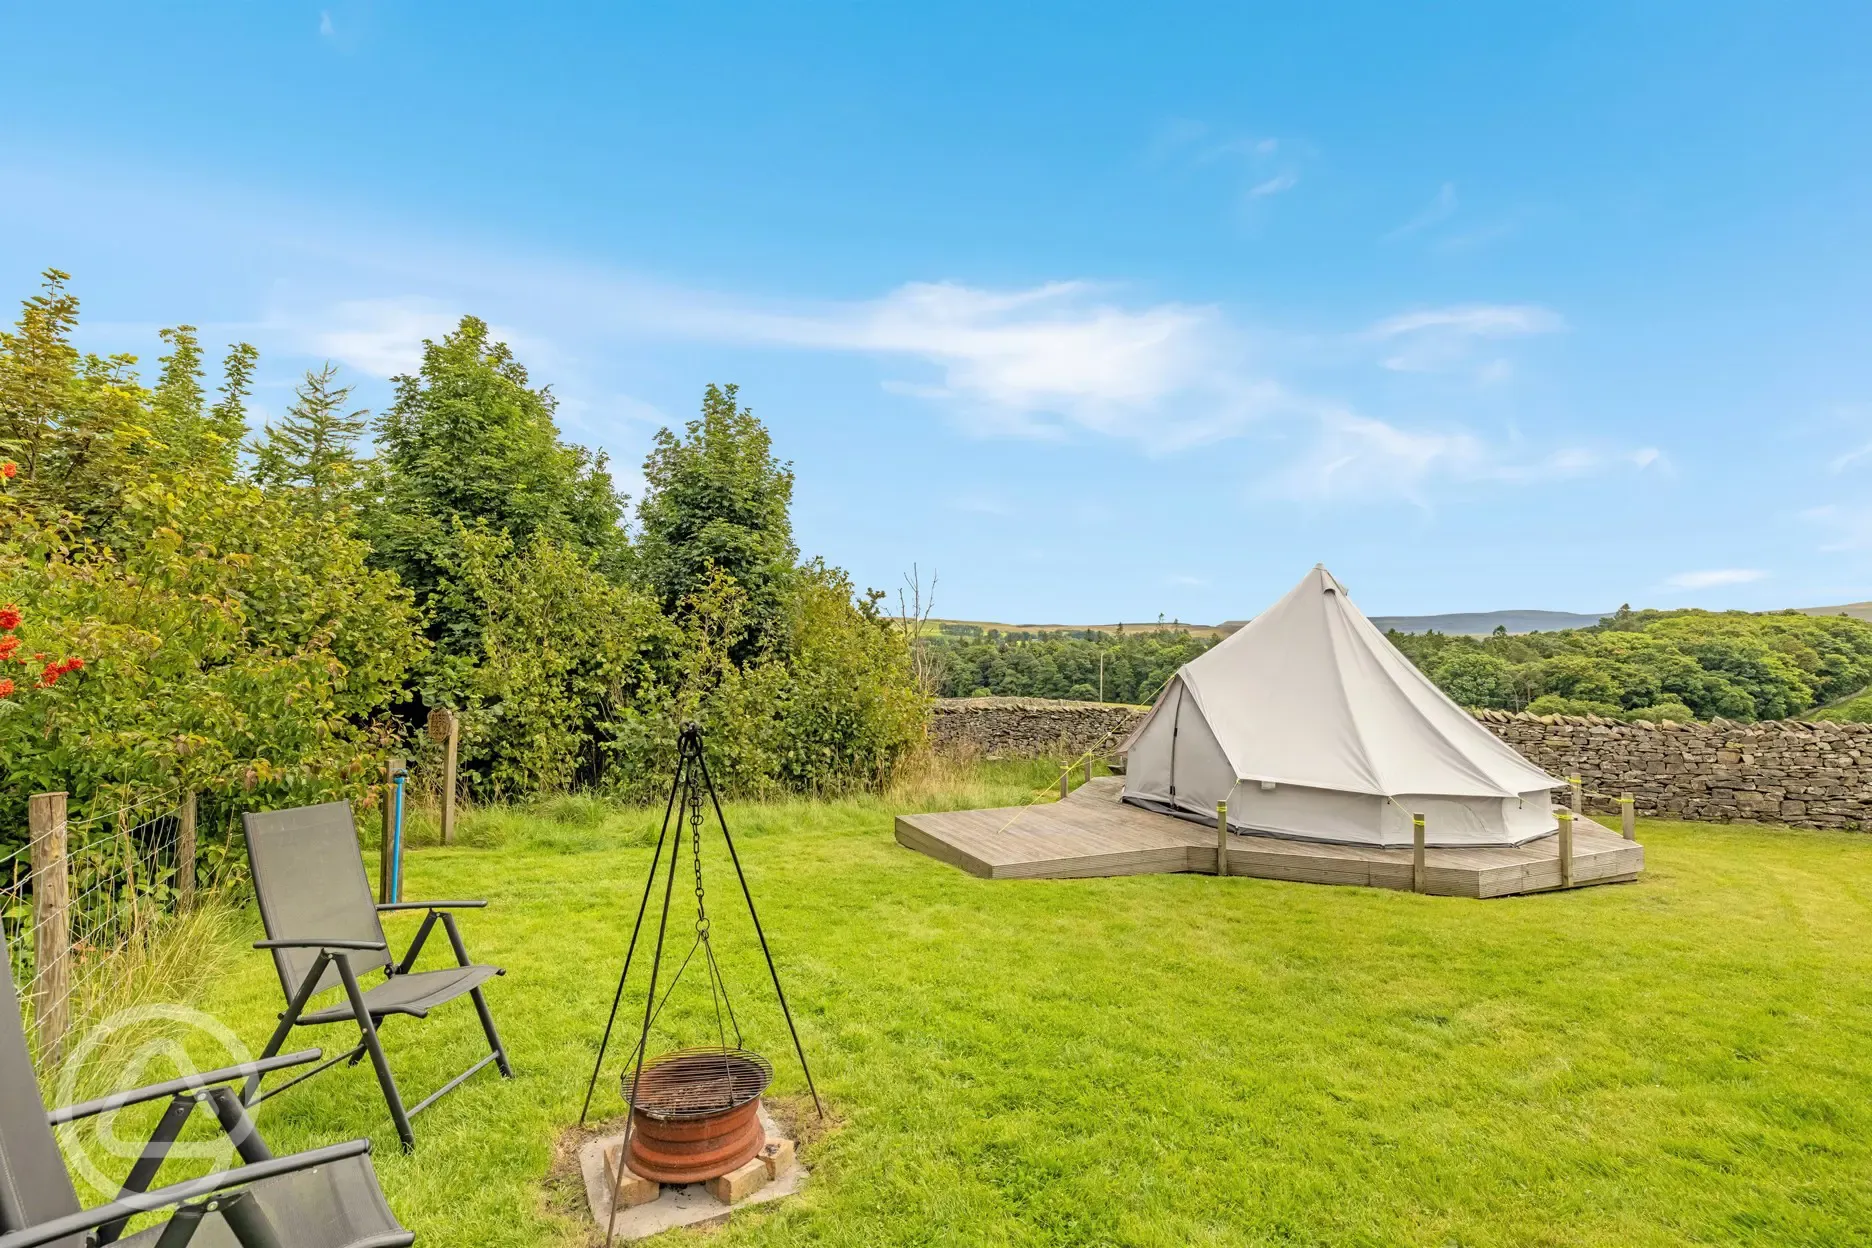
0, 606, 83, 697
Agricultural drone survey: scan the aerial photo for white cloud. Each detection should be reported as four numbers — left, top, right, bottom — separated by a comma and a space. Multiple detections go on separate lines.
319, 10, 334, 36
1149, 122, 1301, 208
1165, 573, 1209, 587
1803, 504, 1872, 552
301, 297, 456, 376
1367, 303, 1565, 376
1384, 182, 1457, 241
1370, 304, 1566, 340
1266, 409, 1615, 505
1248, 172, 1298, 198
666, 279, 1293, 449
262, 272, 1634, 506
1664, 569, 1768, 590
1829, 442, 1872, 473
281, 296, 553, 379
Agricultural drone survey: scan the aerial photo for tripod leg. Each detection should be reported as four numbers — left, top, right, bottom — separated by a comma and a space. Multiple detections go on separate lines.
580, 743, 686, 1125
608, 734, 694, 1248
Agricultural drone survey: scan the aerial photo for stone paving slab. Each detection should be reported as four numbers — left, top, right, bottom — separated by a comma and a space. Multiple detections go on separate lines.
579, 1106, 807, 1241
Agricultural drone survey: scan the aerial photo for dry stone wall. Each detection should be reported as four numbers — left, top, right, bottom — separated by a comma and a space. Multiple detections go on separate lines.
929, 697, 1147, 760
931, 697, 1872, 831
1473, 710, 1872, 831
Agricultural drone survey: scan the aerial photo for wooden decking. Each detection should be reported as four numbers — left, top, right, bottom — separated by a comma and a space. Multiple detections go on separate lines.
895, 778, 1644, 898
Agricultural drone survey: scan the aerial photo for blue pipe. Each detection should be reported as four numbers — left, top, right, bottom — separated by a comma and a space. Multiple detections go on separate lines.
390, 773, 407, 903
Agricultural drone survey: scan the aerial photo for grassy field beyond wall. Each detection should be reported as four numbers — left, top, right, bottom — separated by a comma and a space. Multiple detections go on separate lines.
51, 760, 1872, 1247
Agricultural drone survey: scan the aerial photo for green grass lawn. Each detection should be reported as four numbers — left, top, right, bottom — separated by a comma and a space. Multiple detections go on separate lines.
56, 763, 1872, 1246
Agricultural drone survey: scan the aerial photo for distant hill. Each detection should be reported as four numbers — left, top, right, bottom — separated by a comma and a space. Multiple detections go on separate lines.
928, 601, 1872, 640
1367, 609, 1611, 636
1794, 602, 1872, 622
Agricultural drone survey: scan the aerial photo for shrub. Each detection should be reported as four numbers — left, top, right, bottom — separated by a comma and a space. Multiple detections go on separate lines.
1813, 695, 1872, 724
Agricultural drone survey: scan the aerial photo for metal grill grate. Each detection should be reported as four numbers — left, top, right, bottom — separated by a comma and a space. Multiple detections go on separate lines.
624, 1046, 773, 1121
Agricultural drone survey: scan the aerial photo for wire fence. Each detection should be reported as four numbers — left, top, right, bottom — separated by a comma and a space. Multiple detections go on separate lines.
2, 784, 249, 1064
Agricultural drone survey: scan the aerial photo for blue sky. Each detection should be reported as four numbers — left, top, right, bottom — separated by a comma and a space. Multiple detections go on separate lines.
3, 2, 1870, 623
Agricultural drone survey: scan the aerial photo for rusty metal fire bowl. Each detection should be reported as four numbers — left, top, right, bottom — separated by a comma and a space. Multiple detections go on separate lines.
621, 1047, 774, 1184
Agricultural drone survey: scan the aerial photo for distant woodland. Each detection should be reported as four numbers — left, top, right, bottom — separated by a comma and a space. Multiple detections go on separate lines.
931, 609, 1872, 723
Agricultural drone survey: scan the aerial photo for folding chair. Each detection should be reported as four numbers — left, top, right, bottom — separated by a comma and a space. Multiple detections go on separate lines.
238, 802, 511, 1151
0, 965, 413, 1248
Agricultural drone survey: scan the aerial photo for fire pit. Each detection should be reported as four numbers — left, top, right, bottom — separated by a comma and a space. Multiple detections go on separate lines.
622, 1047, 773, 1184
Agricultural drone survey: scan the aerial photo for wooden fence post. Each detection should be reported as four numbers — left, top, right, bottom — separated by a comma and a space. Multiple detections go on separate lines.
177, 790, 197, 914
1558, 809, 1574, 888
443, 712, 459, 846
429, 709, 460, 846
1216, 801, 1229, 877
28, 792, 70, 1060
1569, 775, 1583, 815
1620, 793, 1636, 841
1084, 757, 1095, 786
1412, 813, 1426, 893
379, 760, 396, 904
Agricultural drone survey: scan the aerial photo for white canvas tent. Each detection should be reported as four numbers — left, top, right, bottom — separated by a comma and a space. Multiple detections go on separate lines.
1122, 565, 1561, 848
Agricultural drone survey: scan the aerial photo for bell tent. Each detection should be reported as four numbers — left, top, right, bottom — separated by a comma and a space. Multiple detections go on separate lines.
1121, 565, 1561, 848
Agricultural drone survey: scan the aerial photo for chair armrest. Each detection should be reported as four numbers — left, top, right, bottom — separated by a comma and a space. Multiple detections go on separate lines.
0, 1140, 373, 1248
48, 1049, 324, 1124
376, 899, 487, 911
254, 938, 388, 951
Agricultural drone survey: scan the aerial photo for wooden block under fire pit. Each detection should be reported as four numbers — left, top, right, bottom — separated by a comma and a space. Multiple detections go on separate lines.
704, 1157, 770, 1204
601, 1143, 660, 1209
759, 1136, 794, 1180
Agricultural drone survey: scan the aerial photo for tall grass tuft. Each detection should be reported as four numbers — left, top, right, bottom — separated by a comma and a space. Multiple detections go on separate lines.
40, 900, 248, 1103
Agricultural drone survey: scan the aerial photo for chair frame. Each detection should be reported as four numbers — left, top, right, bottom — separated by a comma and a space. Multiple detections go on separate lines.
239, 902, 511, 1151
1, 1047, 413, 1248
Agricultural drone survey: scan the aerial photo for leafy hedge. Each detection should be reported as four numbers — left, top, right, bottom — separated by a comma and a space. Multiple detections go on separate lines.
0, 271, 924, 845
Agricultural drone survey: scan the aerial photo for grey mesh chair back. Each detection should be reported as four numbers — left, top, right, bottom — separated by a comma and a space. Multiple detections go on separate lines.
238, 799, 510, 1151
0, 972, 86, 1247
244, 802, 393, 998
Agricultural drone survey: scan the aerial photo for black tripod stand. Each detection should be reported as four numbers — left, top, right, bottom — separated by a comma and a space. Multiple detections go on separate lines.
580, 723, 823, 1128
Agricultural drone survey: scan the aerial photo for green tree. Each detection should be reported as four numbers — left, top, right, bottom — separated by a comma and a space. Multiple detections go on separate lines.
0, 270, 149, 522
363, 316, 628, 698
635, 383, 797, 659
453, 524, 672, 796
1430, 650, 1516, 709
210, 342, 259, 455
253, 363, 368, 516
142, 325, 255, 482
0, 273, 427, 847
151, 325, 204, 428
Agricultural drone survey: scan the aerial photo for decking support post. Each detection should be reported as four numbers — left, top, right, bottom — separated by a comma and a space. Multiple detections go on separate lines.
1620, 794, 1635, 841
1084, 757, 1095, 785
1558, 809, 1574, 888
1215, 801, 1229, 877
1569, 775, 1583, 815
29, 792, 70, 1060
1412, 813, 1426, 893
1059, 770, 1069, 801
177, 789, 197, 914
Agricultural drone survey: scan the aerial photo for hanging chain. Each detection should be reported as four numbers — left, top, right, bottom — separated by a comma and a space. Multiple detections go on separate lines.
689, 775, 710, 938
